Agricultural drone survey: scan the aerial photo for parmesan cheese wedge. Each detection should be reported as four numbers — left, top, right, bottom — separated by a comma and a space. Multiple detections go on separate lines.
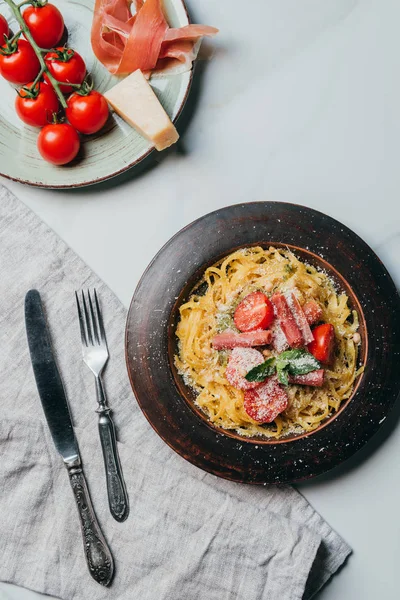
104, 69, 179, 151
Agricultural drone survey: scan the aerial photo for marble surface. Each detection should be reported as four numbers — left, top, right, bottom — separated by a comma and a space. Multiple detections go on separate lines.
1, 0, 400, 598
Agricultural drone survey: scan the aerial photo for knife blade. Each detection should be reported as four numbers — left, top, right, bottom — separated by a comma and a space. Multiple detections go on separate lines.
25, 290, 79, 465
25, 289, 114, 587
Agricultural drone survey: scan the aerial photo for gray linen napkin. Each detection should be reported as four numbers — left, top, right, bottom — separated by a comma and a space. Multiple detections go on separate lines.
0, 184, 351, 600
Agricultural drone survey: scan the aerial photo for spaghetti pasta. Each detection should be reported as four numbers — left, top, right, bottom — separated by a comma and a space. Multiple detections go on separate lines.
175, 246, 363, 439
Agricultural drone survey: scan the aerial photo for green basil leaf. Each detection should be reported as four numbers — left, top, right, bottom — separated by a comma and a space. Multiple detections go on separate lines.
275, 349, 301, 373
275, 348, 320, 384
277, 349, 305, 362
286, 350, 320, 376
277, 366, 289, 386
245, 349, 320, 386
245, 357, 276, 382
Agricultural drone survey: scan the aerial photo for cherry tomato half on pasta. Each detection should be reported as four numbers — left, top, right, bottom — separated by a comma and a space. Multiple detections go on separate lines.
234, 292, 275, 332
307, 324, 335, 364
44, 48, 86, 94
23, 3, 64, 49
16, 81, 60, 127
66, 90, 109, 134
0, 15, 9, 42
37, 122, 80, 165
0, 39, 40, 84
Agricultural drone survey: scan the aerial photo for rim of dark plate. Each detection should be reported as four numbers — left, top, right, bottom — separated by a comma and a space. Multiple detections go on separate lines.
125, 201, 400, 484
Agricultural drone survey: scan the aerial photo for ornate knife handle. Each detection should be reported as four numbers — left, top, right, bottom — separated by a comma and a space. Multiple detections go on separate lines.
96, 377, 129, 522
67, 463, 114, 586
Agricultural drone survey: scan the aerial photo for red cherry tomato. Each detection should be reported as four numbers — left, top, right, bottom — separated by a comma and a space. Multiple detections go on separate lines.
16, 81, 60, 128
307, 324, 335, 364
66, 90, 109, 134
0, 15, 9, 42
37, 122, 80, 165
234, 292, 275, 332
23, 4, 64, 49
0, 39, 40, 84
44, 48, 86, 94
244, 377, 288, 423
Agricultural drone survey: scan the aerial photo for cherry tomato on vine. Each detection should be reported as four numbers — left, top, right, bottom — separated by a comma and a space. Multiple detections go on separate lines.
44, 48, 86, 94
37, 122, 80, 165
0, 39, 40, 84
23, 3, 64, 49
0, 15, 9, 42
16, 81, 60, 127
66, 90, 109, 134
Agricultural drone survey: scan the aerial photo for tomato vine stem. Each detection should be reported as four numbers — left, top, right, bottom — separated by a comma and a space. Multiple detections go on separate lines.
31, 64, 44, 86
2, 0, 68, 108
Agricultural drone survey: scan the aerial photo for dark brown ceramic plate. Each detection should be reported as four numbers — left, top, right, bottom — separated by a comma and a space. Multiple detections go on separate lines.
125, 202, 400, 484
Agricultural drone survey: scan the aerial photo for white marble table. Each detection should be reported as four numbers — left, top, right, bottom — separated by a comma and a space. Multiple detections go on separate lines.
1, 0, 400, 598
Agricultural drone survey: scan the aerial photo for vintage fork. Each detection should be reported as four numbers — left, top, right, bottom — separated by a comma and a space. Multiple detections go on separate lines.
75, 289, 129, 522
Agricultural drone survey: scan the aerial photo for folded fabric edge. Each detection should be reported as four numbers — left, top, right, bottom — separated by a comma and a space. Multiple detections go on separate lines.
304, 531, 352, 599
297, 493, 353, 599
282, 527, 323, 600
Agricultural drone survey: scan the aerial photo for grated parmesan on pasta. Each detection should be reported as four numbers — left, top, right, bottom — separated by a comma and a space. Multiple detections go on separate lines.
175, 246, 364, 439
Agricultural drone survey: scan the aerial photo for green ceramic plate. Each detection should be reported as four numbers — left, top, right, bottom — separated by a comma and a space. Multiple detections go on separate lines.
0, 0, 192, 188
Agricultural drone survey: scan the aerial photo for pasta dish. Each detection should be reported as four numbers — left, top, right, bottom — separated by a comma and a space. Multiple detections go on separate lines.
175, 246, 364, 439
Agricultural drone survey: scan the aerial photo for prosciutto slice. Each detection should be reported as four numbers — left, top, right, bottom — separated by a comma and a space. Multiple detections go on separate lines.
225, 348, 265, 391
303, 300, 323, 325
285, 291, 314, 345
271, 293, 303, 348
212, 329, 272, 351
91, 0, 218, 76
288, 369, 325, 387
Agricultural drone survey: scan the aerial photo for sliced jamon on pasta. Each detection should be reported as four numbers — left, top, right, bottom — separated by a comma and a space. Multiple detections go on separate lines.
285, 291, 314, 345
303, 300, 323, 325
271, 293, 303, 348
288, 369, 325, 387
212, 329, 272, 350
271, 321, 289, 353
225, 348, 264, 391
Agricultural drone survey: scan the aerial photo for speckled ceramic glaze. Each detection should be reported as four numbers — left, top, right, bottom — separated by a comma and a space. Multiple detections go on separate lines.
125, 202, 400, 484
0, 0, 192, 188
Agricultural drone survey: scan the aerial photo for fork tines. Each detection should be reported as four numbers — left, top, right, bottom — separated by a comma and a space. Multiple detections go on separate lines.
75, 289, 107, 348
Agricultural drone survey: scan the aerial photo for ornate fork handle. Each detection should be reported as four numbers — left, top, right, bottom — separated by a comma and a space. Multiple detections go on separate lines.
67, 463, 114, 586
96, 376, 129, 522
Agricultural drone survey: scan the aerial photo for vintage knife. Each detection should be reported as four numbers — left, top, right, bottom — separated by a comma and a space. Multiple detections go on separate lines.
25, 289, 114, 587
